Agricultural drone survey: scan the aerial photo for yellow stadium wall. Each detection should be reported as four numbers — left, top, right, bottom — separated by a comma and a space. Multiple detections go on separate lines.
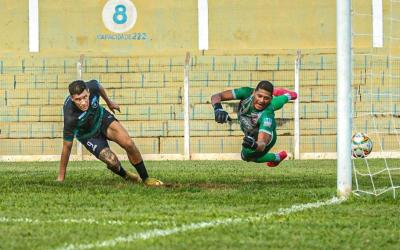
0, 0, 393, 56
209, 0, 336, 50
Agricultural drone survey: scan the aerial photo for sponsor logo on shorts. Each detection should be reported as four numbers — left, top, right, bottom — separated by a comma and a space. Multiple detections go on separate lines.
87, 141, 98, 152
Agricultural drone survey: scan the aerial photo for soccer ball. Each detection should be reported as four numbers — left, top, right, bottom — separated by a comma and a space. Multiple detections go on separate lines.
351, 132, 373, 158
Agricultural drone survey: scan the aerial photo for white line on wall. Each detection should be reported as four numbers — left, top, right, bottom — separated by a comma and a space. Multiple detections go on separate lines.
372, 0, 383, 48
29, 0, 39, 52
198, 0, 209, 50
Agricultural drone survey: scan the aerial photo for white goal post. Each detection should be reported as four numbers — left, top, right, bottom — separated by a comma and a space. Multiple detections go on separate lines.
336, 0, 353, 198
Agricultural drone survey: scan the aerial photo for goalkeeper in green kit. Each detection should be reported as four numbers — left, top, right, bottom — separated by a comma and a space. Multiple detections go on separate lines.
211, 81, 297, 167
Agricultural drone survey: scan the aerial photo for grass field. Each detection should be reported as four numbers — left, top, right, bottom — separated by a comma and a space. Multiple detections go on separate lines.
0, 159, 399, 250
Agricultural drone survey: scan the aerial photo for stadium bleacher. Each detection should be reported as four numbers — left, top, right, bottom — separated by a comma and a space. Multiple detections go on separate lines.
2, 54, 399, 156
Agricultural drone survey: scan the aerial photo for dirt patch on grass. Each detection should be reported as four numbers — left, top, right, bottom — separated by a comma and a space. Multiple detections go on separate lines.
162, 182, 237, 190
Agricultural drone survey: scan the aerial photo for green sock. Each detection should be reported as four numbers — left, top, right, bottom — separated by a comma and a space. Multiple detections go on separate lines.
253, 153, 278, 163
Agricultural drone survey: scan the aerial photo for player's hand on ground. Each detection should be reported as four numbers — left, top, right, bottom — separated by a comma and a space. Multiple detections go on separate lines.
214, 109, 231, 123
242, 135, 258, 150
107, 101, 121, 113
144, 177, 164, 187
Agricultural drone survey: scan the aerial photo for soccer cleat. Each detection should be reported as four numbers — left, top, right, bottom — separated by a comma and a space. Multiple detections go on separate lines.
266, 151, 288, 167
144, 177, 164, 187
124, 171, 142, 184
273, 88, 297, 100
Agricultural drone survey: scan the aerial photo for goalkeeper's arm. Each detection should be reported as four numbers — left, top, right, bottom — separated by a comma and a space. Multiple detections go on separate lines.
211, 90, 234, 123
57, 140, 73, 182
242, 132, 271, 152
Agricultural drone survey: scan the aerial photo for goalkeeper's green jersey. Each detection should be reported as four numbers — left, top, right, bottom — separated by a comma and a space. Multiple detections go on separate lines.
232, 87, 289, 138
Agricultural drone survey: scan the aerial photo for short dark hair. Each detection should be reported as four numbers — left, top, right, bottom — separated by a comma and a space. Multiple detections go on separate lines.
69, 80, 87, 96
255, 80, 274, 94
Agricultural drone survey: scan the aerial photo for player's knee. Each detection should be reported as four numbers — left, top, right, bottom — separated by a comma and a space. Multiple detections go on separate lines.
241, 152, 251, 162
123, 140, 140, 154
100, 148, 119, 166
241, 151, 257, 162
121, 138, 134, 150
105, 156, 119, 167
110, 154, 119, 166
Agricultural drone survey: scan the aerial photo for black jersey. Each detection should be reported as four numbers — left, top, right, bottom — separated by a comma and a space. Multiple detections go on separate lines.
63, 80, 105, 141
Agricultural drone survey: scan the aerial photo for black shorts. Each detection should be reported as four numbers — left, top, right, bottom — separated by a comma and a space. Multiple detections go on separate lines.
79, 109, 118, 159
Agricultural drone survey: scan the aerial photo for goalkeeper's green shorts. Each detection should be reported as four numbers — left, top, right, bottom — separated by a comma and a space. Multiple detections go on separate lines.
241, 133, 277, 162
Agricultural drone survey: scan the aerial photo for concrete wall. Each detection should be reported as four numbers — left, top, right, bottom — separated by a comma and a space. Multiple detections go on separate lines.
0, 1, 29, 52
209, 0, 336, 50
0, 0, 394, 56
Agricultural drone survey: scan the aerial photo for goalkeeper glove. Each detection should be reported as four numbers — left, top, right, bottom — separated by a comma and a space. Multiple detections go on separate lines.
242, 135, 258, 150
213, 103, 231, 123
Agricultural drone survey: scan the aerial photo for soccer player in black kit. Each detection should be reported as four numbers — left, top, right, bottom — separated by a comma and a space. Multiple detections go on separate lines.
57, 80, 163, 186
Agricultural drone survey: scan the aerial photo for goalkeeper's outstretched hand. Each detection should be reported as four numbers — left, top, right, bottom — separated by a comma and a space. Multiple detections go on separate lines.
214, 109, 231, 123
242, 135, 258, 150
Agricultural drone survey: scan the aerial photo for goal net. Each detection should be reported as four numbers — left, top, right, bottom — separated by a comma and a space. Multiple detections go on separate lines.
351, 0, 400, 198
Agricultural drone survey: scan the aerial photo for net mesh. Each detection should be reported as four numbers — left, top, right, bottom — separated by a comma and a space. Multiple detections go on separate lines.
351, 0, 400, 198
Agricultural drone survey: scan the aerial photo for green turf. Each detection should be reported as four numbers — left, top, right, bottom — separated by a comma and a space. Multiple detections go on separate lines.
0, 160, 399, 250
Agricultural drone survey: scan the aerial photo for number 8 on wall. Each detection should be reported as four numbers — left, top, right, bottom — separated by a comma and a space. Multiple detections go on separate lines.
102, 0, 137, 33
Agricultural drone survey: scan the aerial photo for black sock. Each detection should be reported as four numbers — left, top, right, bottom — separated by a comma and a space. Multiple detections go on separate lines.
133, 161, 149, 180
107, 165, 127, 178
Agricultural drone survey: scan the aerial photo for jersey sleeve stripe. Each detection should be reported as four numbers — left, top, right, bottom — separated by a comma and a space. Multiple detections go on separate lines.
259, 129, 273, 136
